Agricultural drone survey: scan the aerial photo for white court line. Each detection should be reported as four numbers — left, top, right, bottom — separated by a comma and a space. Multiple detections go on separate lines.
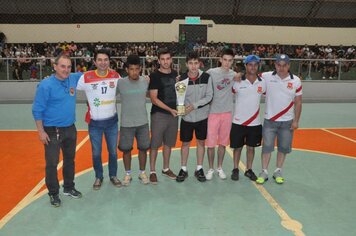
293, 148, 356, 159
226, 148, 305, 236
321, 128, 356, 143
0, 135, 90, 229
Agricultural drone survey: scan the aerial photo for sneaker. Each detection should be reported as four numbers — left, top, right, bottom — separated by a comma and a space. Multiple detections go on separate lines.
93, 178, 103, 190
216, 168, 227, 180
206, 169, 214, 180
231, 168, 239, 181
150, 173, 158, 185
194, 168, 206, 182
162, 169, 177, 180
176, 169, 188, 182
273, 169, 285, 184
122, 175, 132, 186
63, 188, 82, 199
110, 176, 122, 188
244, 169, 257, 181
256, 171, 269, 184
49, 194, 61, 207
138, 172, 149, 185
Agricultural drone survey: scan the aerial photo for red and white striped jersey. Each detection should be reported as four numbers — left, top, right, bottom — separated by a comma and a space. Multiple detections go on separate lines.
262, 71, 302, 122
77, 70, 120, 121
232, 76, 266, 126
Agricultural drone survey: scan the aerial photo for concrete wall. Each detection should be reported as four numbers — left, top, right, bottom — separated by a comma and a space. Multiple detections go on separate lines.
1, 80, 356, 103
1, 20, 356, 45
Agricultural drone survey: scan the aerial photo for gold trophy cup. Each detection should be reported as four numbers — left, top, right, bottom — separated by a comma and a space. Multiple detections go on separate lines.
175, 78, 189, 116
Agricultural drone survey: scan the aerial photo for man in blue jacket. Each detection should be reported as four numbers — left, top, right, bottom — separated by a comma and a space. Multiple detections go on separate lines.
32, 54, 82, 207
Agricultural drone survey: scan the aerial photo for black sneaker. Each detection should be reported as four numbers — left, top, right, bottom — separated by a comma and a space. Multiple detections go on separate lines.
49, 194, 61, 207
231, 168, 239, 181
63, 188, 82, 199
176, 169, 188, 182
194, 168, 206, 182
244, 169, 257, 181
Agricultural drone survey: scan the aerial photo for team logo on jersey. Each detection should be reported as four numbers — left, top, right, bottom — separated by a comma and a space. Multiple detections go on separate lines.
257, 86, 263, 94
216, 78, 231, 90
93, 98, 101, 107
69, 87, 75, 96
91, 83, 98, 90
109, 81, 115, 88
287, 82, 293, 90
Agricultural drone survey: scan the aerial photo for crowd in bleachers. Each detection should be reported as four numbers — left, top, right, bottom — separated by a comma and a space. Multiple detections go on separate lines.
0, 41, 355, 80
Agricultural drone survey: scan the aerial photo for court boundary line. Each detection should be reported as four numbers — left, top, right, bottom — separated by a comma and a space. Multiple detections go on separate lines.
292, 148, 355, 159
0, 135, 90, 229
321, 128, 356, 143
226, 148, 305, 236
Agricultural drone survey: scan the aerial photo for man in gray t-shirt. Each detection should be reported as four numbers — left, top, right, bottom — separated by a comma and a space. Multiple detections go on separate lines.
116, 55, 150, 186
205, 48, 237, 181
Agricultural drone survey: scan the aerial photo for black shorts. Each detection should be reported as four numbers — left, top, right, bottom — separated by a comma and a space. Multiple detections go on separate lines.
230, 123, 262, 148
180, 118, 208, 142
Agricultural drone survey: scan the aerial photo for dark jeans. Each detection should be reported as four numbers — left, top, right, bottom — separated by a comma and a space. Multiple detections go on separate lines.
44, 124, 77, 196
88, 121, 118, 179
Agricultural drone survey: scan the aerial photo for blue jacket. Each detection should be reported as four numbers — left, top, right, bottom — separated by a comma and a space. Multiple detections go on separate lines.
32, 73, 82, 127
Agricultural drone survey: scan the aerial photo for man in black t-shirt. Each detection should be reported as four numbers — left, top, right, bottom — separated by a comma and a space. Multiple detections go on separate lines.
148, 48, 178, 184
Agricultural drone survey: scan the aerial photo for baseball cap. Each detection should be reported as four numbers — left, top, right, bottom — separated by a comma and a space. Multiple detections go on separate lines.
275, 54, 290, 64
244, 55, 261, 64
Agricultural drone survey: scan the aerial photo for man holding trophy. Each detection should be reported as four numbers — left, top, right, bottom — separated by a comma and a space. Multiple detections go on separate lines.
148, 48, 179, 184
175, 52, 213, 182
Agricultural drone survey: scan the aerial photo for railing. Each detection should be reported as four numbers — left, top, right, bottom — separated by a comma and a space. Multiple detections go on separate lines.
0, 56, 355, 81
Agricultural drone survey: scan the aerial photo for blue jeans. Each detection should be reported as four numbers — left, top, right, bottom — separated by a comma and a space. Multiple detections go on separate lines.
262, 119, 294, 154
89, 117, 118, 179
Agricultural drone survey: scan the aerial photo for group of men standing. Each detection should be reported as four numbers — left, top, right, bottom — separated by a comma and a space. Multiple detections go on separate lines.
32, 48, 302, 207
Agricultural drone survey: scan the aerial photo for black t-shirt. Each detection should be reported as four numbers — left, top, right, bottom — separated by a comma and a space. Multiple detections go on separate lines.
148, 70, 178, 114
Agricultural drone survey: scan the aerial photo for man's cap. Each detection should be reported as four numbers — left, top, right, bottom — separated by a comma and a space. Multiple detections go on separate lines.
244, 54, 261, 64
275, 54, 290, 64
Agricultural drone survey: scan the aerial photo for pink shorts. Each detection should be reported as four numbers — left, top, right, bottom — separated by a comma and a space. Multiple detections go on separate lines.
206, 112, 232, 147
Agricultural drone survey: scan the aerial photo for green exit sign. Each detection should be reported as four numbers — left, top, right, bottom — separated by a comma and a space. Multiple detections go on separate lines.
185, 16, 201, 24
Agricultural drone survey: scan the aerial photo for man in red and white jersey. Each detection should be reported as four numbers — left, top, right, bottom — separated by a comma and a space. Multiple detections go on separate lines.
230, 55, 266, 182
256, 54, 302, 184
77, 49, 122, 189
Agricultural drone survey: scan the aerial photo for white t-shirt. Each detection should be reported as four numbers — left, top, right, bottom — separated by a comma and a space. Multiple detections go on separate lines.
262, 71, 302, 122
232, 77, 266, 126
77, 70, 120, 120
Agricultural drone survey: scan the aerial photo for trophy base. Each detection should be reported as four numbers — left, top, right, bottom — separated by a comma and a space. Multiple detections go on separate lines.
177, 105, 185, 116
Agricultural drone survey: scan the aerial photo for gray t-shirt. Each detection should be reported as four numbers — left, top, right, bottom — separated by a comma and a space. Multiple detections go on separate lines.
207, 67, 237, 114
117, 76, 149, 127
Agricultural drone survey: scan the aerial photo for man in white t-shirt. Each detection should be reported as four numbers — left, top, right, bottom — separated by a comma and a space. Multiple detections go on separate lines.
230, 55, 266, 182
256, 54, 302, 184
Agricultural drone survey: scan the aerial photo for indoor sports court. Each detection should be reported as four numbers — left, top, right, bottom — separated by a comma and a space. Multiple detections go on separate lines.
0, 1, 356, 236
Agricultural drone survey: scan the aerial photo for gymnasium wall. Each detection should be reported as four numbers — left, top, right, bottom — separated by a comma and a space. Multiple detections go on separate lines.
1, 20, 356, 45
1, 81, 355, 103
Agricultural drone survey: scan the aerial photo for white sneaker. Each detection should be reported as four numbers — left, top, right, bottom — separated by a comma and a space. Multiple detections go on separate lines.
138, 172, 149, 185
206, 169, 214, 180
122, 174, 132, 186
216, 168, 227, 180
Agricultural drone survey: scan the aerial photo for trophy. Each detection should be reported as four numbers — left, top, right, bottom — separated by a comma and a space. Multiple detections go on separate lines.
175, 78, 189, 116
